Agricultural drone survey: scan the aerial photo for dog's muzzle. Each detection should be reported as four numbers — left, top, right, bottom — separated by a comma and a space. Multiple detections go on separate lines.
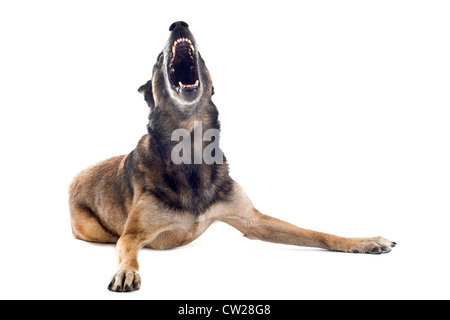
167, 22, 200, 95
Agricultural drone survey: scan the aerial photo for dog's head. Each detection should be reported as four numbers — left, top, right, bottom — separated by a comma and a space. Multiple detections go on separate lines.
138, 21, 214, 111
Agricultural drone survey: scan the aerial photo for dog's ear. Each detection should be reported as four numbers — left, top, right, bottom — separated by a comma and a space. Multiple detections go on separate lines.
138, 80, 154, 109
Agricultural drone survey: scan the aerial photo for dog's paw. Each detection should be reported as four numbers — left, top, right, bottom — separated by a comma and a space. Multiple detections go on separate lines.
108, 270, 141, 292
349, 236, 396, 254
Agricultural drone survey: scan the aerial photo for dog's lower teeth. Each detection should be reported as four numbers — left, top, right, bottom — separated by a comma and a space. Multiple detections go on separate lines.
178, 80, 199, 89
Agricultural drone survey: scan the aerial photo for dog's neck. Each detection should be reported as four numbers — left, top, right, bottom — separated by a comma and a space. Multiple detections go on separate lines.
147, 100, 220, 151
141, 100, 232, 215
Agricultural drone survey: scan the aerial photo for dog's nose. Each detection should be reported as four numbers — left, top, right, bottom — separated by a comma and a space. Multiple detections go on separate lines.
169, 21, 189, 32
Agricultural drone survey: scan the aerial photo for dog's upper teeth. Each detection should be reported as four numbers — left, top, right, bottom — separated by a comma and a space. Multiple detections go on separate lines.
174, 38, 193, 46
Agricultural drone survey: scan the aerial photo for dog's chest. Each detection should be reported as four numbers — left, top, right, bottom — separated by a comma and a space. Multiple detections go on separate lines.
141, 213, 210, 250
141, 202, 226, 250
158, 164, 223, 214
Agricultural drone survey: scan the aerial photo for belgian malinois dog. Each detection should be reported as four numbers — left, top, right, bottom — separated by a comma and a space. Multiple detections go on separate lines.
69, 21, 395, 292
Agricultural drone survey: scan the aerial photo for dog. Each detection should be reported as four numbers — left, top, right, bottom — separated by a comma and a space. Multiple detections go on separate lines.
69, 21, 395, 292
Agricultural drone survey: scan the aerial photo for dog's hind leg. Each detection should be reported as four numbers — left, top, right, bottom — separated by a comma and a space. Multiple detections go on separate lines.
70, 205, 118, 243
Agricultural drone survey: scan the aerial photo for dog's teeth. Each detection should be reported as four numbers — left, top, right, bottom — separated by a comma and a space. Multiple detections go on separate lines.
172, 45, 176, 54
174, 38, 192, 45
190, 44, 195, 52
177, 80, 198, 89
170, 68, 175, 74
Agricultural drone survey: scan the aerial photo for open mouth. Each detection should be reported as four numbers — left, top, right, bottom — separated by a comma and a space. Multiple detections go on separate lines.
168, 37, 199, 93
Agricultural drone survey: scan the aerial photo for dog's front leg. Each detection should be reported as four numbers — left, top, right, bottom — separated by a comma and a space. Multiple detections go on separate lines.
108, 194, 156, 292
108, 233, 142, 292
220, 183, 395, 254
107, 193, 175, 292
223, 210, 395, 253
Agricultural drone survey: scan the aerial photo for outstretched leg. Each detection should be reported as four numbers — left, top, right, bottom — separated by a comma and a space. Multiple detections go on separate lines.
220, 183, 395, 254
222, 209, 395, 253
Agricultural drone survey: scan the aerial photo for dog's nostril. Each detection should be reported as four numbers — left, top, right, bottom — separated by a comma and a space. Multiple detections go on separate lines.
169, 21, 189, 31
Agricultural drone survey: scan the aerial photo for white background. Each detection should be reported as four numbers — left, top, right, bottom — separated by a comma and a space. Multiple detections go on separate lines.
1, 0, 449, 300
